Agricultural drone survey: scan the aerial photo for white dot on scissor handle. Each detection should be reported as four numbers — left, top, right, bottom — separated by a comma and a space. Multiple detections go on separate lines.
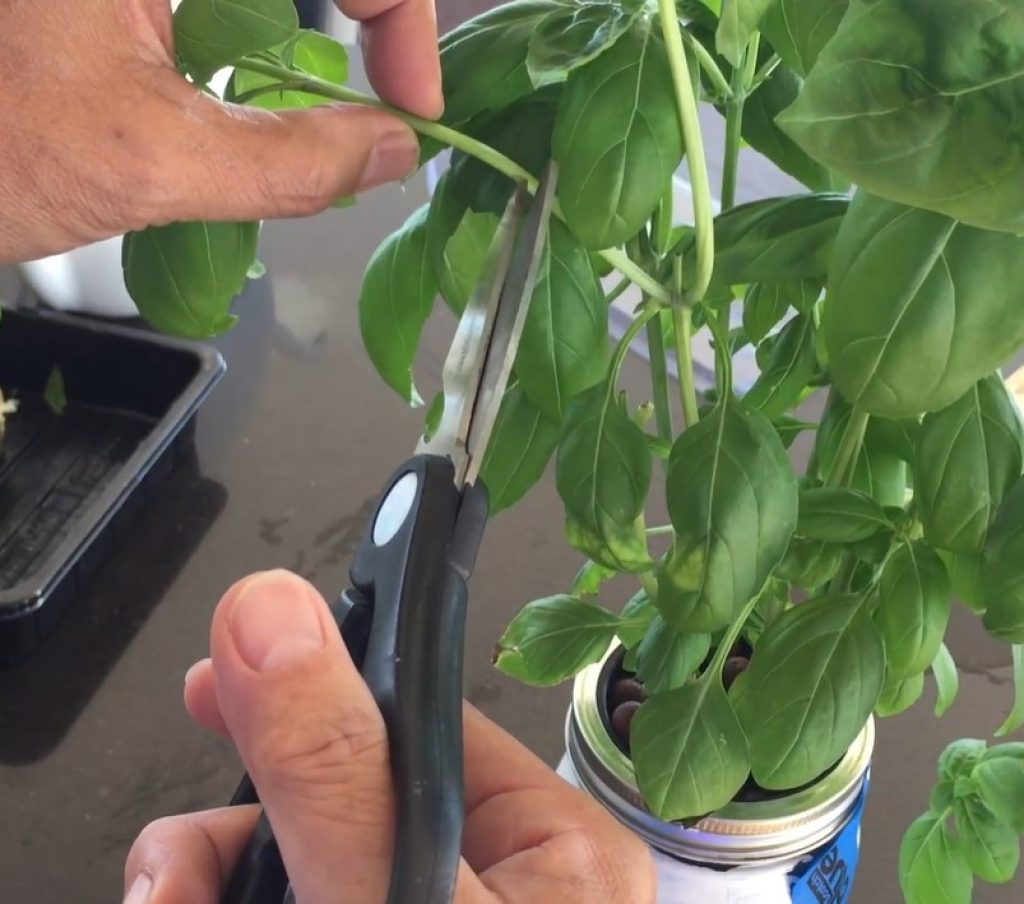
373, 471, 419, 547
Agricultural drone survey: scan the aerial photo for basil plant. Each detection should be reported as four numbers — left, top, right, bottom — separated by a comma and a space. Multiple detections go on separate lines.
122, 1, 1024, 900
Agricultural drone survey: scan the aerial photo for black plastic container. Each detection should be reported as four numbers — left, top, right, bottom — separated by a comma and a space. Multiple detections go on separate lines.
0, 304, 225, 663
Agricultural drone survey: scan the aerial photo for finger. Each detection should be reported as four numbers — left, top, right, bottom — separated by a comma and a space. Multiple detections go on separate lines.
340, 0, 442, 118
184, 658, 228, 738
150, 74, 419, 225
124, 806, 260, 904
182, 668, 586, 867
210, 569, 395, 904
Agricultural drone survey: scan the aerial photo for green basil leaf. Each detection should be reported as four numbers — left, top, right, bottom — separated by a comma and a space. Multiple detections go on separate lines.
775, 536, 843, 588
571, 559, 618, 599
480, 386, 561, 513
899, 812, 973, 904
422, 392, 444, 443
716, 0, 775, 67
916, 375, 1024, 555
740, 594, 885, 789
982, 477, 1024, 643
932, 642, 960, 719
43, 365, 66, 416
973, 747, 1024, 834
742, 282, 790, 346
439, 209, 499, 316
358, 205, 435, 405
995, 646, 1024, 738
940, 550, 986, 615
741, 65, 846, 192
438, 1, 557, 127
557, 382, 652, 539
773, 415, 816, 450
742, 280, 818, 344
425, 171, 497, 315
778, 0, 1024, 234
711, 194, 848, 285
123, 220, 258, 338
516, 221, 608, 420
528, 0, 645, 83
825, 192, 1024, 419
870, 416, 920, 464
553, 16, 684, 249
932, 739, 987, 811
619, 590, 657, 648
226, 30, 347, 109
449, 87, 562, 216
494, 594, 621, 686
759, 0, 848, 77
659, 396, 798, 632
875, 542, 951, 681
634, 617, 711, 693
954, 795, 1021, 884
876, 672, 924, 718
743, 314, 817, 418
173, 0, 298, 83
566, 514, 653, 573
797, 486, 891, 543
631, 676, 750, 819
815, 392, 908, 508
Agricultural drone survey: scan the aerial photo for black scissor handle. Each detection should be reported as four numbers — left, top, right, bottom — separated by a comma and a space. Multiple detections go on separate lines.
222, 456, 488, 904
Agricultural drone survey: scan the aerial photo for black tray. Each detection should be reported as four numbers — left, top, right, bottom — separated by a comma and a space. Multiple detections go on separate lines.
0, 304, 225, 663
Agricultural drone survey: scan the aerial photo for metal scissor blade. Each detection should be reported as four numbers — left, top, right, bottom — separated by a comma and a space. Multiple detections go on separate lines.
464, 163, 558, 484
416, 182, 529, 480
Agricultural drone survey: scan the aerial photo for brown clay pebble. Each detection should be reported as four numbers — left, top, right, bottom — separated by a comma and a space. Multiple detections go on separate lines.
611, 677, 649, 708
723, 656, 750, 690
611, 700, 643, 741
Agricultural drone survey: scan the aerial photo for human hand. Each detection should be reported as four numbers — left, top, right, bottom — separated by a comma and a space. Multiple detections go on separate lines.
0, 1, 440, 264
124, 570, 656, 903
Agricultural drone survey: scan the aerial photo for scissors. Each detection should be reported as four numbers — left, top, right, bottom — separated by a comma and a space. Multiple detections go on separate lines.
221, 161, 559, 904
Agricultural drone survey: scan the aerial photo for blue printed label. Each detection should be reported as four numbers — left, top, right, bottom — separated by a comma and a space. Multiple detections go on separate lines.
789, 770, 871, 904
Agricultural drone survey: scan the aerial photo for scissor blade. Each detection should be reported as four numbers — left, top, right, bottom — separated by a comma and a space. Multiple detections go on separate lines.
416, 186, 528, 477
464, 163, 558, 484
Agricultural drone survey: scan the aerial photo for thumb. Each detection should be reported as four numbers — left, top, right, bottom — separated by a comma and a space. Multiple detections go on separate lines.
211, 569, 395, 903
156, 86, 419, 224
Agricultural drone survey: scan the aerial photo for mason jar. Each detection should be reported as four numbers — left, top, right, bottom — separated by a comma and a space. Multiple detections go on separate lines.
557, 648, 874, 904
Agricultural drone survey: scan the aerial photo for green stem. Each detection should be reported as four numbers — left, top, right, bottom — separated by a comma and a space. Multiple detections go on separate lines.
610, 306, 660, 385
674, 308, 700, 428
704, 301, 734, 399
721, 100, 743, 212
646, 524, 675, 537
708, 589, 764, 680
645, 314, 675, 443
605, 276, 631, 306
231, 81, 308, 104
671, 257, 700, 426
640, 571, 659, 599
657, 0, 714, 305
826, 409, 869, 486
682, 31, 733, 100
749, 53, 781, 93
233, 58, 670, 302
652, 180, 674, 258
721, 36, 761, 211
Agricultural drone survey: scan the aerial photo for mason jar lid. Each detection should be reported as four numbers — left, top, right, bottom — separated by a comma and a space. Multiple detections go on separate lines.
567, 646, 874, 866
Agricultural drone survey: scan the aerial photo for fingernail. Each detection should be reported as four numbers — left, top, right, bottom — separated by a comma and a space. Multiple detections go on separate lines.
357, 128, 419, 192
184, 661, 204, 686
124, 873, 152, 904
229, 571, 326, 672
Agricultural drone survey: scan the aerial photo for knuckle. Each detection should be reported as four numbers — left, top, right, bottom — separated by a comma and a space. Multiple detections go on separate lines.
555, 827, 656, 901
252, 698, 388, 798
